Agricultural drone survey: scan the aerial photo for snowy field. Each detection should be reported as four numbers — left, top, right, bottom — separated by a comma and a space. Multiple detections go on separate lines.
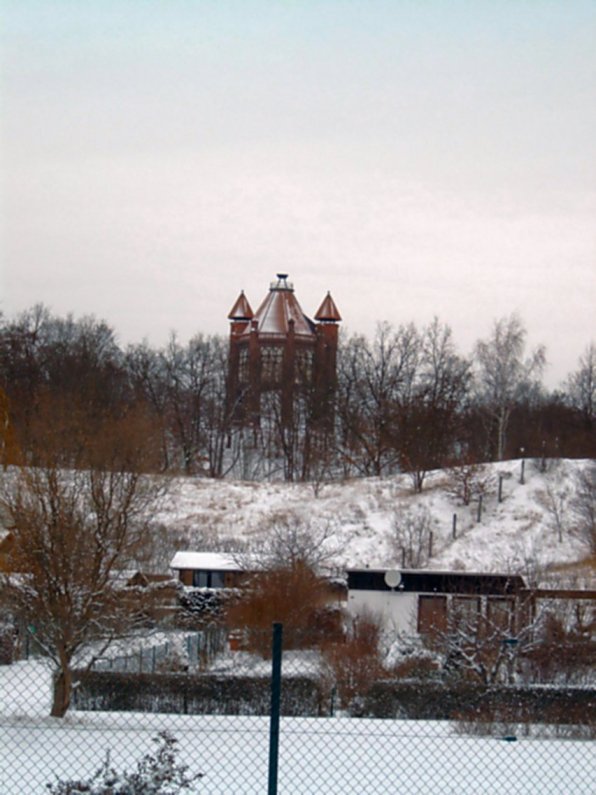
2, 661, 595, 794
4, 715, 595, 794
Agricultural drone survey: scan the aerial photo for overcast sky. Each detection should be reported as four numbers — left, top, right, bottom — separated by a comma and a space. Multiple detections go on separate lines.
1, 1, 595, 386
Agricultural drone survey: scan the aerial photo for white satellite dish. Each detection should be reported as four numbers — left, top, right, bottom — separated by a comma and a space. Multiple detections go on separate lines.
384, 569, 401, 589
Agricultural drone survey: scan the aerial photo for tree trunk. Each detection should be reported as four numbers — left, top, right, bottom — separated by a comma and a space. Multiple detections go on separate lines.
496, 407, 510, 461
51, 666, 73, 718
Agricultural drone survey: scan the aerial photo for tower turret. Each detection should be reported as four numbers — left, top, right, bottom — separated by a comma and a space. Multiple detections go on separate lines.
226, 275, 340, 435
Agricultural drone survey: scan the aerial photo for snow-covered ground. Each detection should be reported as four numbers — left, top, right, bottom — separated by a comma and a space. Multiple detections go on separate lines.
155, 458, 594, 584
2, 459, 594, 793
1, 660, 594, 795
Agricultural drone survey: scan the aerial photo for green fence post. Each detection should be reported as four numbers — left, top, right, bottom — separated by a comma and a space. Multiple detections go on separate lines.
268, 622, 283, 795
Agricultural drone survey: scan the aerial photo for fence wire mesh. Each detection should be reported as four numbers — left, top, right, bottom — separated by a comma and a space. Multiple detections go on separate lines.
1, 624, 595, 794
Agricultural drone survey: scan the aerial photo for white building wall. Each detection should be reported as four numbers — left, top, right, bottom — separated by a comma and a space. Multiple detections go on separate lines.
347, 590, 418, 634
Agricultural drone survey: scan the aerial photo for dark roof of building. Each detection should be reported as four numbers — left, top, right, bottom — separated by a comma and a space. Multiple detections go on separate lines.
347, 568, 527, 595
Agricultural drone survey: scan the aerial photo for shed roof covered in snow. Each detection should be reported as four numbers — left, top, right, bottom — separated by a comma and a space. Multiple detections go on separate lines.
170, 552, 244, 572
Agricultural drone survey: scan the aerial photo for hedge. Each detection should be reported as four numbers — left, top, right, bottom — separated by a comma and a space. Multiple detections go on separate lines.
363, 680, 596, 725
72, 670, 327, 716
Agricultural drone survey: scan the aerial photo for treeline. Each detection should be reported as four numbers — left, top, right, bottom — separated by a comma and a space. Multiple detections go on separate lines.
0, 304, 594, 481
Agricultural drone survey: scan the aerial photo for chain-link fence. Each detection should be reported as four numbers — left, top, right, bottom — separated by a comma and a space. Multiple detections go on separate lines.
1, 623, 595, 794
89, 628, 228, 674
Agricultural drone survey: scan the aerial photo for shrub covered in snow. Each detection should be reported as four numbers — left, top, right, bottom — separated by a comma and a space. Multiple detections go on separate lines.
177, 588, 231, 624
0, 618, 15, 665
385, 633, 443, 680
46, 731, 203, 794
155, 635, 190, 673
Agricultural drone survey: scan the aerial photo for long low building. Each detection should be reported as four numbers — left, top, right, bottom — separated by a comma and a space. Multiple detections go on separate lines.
169, 550, 595, 640
347, 567, 528, 635
347, 567, 596, 638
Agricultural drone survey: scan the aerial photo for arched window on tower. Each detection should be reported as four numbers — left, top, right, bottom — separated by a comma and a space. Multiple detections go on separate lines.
238, 348, 250, 385
261, 346, 284, 385
295, 349, 314, 385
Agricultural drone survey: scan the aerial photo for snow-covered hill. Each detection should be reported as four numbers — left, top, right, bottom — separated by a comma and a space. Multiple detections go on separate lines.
155, 458, 594, 587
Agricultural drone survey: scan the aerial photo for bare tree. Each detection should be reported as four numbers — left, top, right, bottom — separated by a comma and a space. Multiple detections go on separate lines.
390, 506, 433, 567
223, 514, 343, 654
0, 417, 165, 717
224, 559, 339, 656
566, 342, 596, 427
518, 598, 595, 685
438, 598, 542, 685
0, 306, 131, 466
257, 388, 313, 482
336, 324, 421, 477
249, 513, 341, 572
0, 387, 18, 468
400, 319, 470, 492
538, 477, 570, 543
336, 320, 469, 488
474, 314, 545, 460
322, 611, 387, 710
200, 335, 232, 478
570, 463, 596, 553
126, 333, 230, 477
161, 333, 217, 475
125, 342, 171, 470
446, 459, 490, 506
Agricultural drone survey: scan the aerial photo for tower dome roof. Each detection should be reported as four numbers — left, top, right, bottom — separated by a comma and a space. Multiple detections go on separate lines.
241, 274, 315, 339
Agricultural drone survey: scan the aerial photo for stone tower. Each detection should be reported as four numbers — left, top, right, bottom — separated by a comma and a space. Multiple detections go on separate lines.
226, 274, 341, 431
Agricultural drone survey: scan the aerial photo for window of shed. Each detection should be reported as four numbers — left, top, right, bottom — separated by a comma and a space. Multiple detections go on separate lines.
451, 597, 481, 624
192, 570, 225, 588
211, 571, 225, 588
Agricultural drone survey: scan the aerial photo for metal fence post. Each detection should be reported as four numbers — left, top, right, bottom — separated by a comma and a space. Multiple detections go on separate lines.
268, 622, 283, 795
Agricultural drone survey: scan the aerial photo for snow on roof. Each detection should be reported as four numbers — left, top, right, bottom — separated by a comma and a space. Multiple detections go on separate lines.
170, 551, 245, 572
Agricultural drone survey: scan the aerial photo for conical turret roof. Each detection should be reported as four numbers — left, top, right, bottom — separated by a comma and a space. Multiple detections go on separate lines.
228, 291, 254, 320
314, 291, 341, 322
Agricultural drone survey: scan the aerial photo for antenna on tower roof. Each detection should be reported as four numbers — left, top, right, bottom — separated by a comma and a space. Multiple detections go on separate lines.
271, 273, 293, 291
